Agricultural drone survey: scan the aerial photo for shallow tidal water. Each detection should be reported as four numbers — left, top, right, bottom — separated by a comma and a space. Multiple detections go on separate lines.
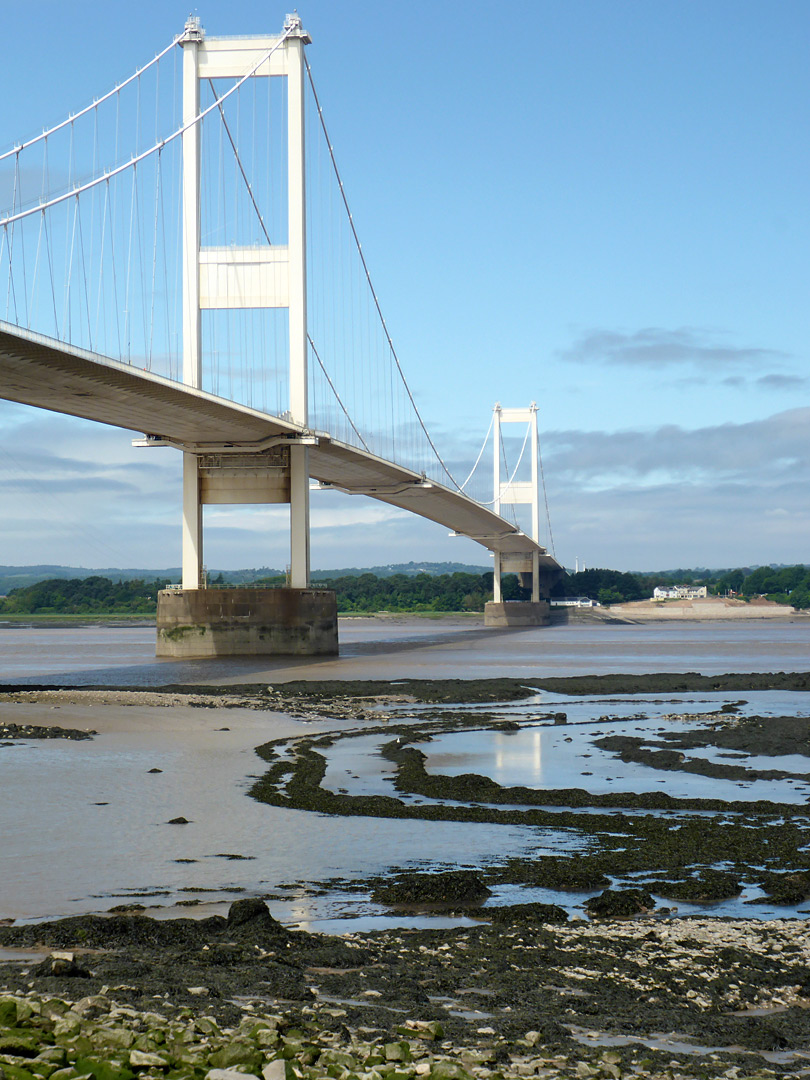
1, 618, 809, 930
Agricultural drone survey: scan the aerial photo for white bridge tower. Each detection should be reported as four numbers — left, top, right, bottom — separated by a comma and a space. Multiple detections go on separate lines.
484, 403, 554, 627
156, 14, 338, 657
180, 13, 312, 592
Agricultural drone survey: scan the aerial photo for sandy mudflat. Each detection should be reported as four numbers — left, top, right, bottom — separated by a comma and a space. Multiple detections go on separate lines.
607, 596, 808, 620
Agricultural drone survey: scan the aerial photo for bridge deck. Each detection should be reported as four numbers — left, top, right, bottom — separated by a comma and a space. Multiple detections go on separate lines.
0, 322, 556, 564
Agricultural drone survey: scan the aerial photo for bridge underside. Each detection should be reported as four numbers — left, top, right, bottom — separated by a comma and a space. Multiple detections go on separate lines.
0, 323, 558, 568
0, 324, 560, 653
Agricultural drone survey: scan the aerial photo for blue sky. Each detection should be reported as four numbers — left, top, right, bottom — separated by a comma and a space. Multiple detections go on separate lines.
0, 0, 807, 573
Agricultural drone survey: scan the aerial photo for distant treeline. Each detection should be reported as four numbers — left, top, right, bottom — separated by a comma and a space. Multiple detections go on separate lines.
0, 576, 171, 615
0, 572, 506, 615
0, 560, 491, 596
252, 572, 513, 612
1, 564, 808, 615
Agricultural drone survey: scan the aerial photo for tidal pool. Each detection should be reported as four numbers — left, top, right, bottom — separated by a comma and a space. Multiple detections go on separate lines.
320, 691, 810, 805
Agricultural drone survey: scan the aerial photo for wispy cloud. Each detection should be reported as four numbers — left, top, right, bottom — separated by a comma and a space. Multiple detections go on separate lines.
756, 373, 808, 390
559, 327, 787, 370
543, 408, 809, 488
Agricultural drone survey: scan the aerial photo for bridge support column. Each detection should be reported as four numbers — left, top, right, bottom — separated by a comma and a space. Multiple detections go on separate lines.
180, 18, 203, 593
484, 403, 558, 627
289, 445, 310, 589
181, 454, 202, 589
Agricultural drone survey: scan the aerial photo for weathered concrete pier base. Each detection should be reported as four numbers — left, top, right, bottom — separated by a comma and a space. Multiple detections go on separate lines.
156, 587, 338, 657
484, 600, 551, 628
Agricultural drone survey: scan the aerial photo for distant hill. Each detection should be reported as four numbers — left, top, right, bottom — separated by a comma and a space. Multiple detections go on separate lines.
0, 565, 183, 595
0, 561, 490, 596
309, 561, 490, 580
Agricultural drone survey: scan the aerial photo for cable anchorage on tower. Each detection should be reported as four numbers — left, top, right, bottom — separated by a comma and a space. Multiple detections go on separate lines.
182, 16, 204, 42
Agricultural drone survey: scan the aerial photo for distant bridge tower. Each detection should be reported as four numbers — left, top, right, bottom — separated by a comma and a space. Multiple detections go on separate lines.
485, 404, 556, 626
157, 13, 338, 657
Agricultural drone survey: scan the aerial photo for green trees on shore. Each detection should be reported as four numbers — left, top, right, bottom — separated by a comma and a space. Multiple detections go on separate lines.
1, 564, 808, 615
0, 575, 170, 614
254, 571, 525, 613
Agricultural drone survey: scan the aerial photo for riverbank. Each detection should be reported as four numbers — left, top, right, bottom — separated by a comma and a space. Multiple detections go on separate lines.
1, 597, 806, 631
605, 597, 808, 622
1, 900, 809, 1079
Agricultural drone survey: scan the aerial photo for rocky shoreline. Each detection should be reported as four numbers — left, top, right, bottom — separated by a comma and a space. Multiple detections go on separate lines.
3, 674, 810, 1077
2, 899, 810, 1079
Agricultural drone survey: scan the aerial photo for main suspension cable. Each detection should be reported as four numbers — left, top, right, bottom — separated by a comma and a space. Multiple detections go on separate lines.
0, 34, 184, 164
458, 410, 495, 492
304, 56, 461, 491
0, 26, 295, 229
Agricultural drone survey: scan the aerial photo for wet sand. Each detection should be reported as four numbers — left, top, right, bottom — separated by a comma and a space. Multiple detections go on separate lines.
3, 676, 810, 925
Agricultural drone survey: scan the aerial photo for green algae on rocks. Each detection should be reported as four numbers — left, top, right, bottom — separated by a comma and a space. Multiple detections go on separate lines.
2, 901, 810, 1079
247, 684, 810, 913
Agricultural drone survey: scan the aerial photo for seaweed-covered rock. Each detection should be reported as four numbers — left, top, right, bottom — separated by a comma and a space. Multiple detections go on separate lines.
649, 870, 741, 903
32, 952, 93, 978
226, 898, 281, 931
495, 857, 610, 892
373, 870, 490, 907
486, 902, 569, 924
759, 870, 810, 905
585, 888, 654, 917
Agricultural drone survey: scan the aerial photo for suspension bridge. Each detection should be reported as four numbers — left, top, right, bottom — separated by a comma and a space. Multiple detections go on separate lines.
0, 14, 560, 656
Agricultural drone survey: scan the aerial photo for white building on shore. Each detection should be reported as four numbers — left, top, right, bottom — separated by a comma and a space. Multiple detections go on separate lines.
550, 596, 599, 608
653, 585, 708, 601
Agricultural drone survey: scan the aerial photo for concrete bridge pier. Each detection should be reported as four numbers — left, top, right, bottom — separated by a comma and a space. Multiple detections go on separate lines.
484, 550, 555, 627
156, 586, 338, 657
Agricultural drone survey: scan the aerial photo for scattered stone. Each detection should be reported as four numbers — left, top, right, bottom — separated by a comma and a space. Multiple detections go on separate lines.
32, 952, 92, 977
130, 1048, 169, 1067
261, 1061, 288, 1080
208, 1071, 260, 1080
